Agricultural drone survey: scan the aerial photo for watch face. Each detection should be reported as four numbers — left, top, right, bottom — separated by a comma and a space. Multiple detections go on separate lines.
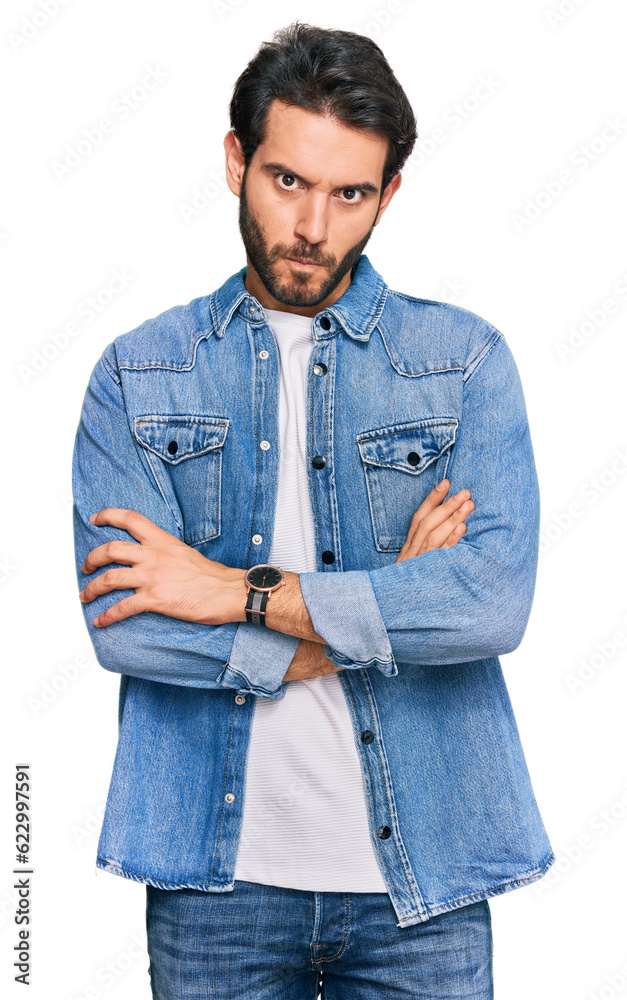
246, 565, 283, 591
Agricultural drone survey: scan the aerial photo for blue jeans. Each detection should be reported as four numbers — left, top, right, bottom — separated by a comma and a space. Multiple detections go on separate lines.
146, 880, 493, 999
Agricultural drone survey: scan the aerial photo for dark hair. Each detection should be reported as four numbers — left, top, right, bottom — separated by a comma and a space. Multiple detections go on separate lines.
229, 21, 418, 194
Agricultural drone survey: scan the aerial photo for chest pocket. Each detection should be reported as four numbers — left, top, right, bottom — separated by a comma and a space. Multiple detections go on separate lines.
356, 417, 458, 552
133, 414, 230, 547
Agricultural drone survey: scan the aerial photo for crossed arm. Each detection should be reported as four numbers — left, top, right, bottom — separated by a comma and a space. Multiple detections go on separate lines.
78, 481, 474, 682
73, 329, 538, 697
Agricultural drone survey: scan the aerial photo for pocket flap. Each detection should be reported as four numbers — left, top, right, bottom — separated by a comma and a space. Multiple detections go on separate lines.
356, 418, 458, 475
134, 414, 230, 464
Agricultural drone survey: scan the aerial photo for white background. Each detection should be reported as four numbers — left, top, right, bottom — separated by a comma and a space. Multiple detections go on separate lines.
2, 0, 627, 997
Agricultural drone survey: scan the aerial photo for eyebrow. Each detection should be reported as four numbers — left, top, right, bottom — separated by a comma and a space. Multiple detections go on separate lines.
261, 161, 379, 195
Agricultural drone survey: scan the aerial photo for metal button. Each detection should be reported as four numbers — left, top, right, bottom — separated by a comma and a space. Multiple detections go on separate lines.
321, 550, 335, 564
248, 305, 255, 314
235, 694, 246, 705
313, 363, 328, 376
260, 440, 270, 450
252, 534, 263, 545
167, 441, 178, 455
225, 792, 235, 803
259, 350, 269, 359
319, 316, 331, 330
407, 452, 420, 466
377, 825, 391, 840
312, 455, 326, 470
361, 730, 375, 744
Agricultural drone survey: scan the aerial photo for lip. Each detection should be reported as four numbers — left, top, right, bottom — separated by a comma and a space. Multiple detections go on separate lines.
287, 257, 321, 268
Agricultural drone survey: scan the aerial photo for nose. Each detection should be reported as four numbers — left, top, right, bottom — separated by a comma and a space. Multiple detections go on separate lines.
293, 192, 329, 249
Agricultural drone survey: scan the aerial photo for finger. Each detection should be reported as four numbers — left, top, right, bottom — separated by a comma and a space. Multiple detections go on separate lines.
396, 486, 462, 562
420, 500, 474, 550
405, 480, 451, 529
407, 486, 471, 536
396, 516, 466, 562
88, 508, 169, 544
81, 539, 141, 575
79, 568, 137, 603
404, 488, 471, 551
92, 595, 146, 627
441, 522, 468, 548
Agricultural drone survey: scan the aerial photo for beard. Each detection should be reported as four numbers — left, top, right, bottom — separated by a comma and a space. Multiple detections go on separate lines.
237, 165, 379, 308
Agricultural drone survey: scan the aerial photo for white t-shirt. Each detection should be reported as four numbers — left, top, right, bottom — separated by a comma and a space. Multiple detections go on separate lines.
233, 307, 389, 892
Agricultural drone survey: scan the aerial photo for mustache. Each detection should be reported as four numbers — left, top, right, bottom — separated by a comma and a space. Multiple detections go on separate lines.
273, 247, 332, 266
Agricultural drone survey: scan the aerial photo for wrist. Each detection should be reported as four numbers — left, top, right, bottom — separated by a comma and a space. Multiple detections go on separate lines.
264, 571, 322, 641
224, 567, 248, 623
283, 638, 341, 682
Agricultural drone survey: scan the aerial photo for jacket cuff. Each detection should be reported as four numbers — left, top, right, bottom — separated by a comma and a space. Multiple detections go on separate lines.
216, 621, 301, 700
298, 570, 397, 676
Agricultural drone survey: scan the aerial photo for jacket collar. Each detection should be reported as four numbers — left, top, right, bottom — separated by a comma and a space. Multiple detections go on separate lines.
208, 252, 388, 343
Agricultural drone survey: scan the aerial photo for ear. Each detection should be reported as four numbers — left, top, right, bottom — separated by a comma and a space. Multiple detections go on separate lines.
374, 172, 403, 226
224, 130, 247, 197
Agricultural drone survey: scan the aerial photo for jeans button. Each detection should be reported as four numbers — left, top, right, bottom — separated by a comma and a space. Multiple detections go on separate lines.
377, 825, 391, 840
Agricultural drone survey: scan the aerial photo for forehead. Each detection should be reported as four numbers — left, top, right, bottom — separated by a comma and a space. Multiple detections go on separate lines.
254, 98, 388, 186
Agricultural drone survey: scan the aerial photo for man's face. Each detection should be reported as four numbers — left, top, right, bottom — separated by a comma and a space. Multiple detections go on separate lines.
229, 99, 397, 311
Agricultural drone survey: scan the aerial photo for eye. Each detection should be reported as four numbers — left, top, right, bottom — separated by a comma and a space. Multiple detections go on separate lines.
339, 188, 364, 205
273, 172, 365, 205
275, 172, 299, 191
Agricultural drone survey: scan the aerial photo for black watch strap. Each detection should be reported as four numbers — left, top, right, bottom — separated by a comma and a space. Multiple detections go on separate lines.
245, 588, 269, 626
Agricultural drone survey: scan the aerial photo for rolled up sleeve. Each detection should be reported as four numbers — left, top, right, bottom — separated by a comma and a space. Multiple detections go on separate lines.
216, 624, 300, 699
298, 570, 397, 675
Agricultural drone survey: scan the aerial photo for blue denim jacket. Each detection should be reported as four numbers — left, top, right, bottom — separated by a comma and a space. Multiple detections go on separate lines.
72, 253, 555, 928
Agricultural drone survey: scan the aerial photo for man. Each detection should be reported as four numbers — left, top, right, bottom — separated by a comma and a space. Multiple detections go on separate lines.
72, 21, 554, 1000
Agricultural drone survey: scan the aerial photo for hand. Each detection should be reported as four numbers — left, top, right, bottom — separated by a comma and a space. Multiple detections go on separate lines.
395, 479, 474, 563
282, 639, 343, 683
281, 478, 474, 682
78, 508, 247, 627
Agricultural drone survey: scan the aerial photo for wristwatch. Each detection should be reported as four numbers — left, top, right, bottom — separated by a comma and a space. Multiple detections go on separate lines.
244, 564, 285, 626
